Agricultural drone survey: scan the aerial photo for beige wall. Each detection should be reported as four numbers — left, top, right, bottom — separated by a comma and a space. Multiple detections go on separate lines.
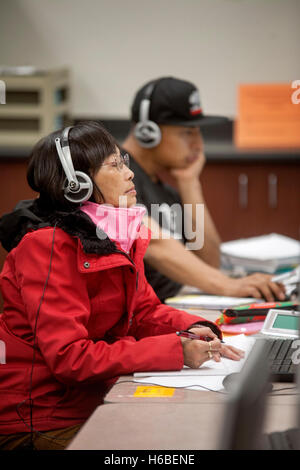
0, 0, 299, 118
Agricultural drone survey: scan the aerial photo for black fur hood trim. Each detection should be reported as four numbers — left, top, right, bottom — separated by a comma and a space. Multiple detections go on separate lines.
0, 199, 117, 255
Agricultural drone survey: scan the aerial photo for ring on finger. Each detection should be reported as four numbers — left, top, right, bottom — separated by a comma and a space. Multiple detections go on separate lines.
208, 350, 213, 359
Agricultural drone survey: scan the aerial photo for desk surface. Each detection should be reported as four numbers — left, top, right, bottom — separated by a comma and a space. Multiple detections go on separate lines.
104, 376, 224, 405
68, 371, 299, 450
67, 397, 299, 450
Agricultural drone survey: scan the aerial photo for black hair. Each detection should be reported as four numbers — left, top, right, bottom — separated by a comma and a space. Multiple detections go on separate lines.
27, 121, 118, 211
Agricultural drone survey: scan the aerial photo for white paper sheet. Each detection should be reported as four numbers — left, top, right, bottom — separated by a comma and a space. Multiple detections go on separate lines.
134, 375, 227, 392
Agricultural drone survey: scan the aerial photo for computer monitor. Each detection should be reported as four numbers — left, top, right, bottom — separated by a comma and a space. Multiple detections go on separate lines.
218, 339, 271, 450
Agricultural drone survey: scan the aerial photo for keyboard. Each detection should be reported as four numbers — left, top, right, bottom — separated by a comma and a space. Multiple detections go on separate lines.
264, 337, 297, 382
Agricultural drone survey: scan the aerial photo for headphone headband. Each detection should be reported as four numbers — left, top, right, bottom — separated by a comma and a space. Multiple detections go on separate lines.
61, 126, 73, 148
139, 83, 156, 122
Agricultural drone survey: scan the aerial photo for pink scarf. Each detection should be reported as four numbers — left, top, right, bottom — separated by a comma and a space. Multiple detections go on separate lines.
81, 201, 146, 253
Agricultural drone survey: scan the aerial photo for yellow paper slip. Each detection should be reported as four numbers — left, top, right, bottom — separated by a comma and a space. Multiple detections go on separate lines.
134, 385, 175, 397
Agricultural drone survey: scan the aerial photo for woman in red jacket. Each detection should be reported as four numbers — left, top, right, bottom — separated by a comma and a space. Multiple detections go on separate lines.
0, 121, 243, 450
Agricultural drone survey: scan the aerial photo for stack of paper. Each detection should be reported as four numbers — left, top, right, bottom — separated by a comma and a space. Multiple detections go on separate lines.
221, 233, 300, 274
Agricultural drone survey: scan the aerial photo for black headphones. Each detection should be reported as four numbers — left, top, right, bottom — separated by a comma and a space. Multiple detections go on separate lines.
133, 81, 162, 148
55, 126, 94, 203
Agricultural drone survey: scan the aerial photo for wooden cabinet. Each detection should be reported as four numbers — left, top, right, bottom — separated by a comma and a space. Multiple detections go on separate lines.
201, 160, 300, 241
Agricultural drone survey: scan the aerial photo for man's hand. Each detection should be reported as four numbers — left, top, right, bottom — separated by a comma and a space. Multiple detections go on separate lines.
223, 273, 286, 302
170, 152, 206, 183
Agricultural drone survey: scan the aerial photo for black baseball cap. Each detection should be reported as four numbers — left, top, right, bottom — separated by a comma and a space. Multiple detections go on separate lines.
131, 76, 227, 127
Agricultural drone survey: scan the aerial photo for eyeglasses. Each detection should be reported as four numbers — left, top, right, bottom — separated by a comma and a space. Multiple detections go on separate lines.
102, 153, 130, 171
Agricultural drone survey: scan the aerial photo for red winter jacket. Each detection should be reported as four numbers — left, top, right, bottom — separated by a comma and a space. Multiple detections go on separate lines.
0, 205, 220, 434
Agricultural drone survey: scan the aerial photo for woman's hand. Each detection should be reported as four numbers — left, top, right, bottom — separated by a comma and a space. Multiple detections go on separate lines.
180, 327, 222, 369
219, 344, 245, 361
180, 326, 245, 369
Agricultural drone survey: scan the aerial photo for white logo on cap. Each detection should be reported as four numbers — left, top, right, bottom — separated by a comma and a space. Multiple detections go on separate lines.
189, 90, 202, 115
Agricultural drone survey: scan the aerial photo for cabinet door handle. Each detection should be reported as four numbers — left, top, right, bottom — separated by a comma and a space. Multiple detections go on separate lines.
238, 173, 248, 209
268, 173, 277, 209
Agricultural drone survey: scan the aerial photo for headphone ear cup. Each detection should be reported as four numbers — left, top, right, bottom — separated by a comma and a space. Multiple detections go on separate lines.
64, 171, 94, 203
134, 120, 161, 148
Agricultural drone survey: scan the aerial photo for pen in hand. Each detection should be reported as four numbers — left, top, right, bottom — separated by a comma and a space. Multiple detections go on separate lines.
176, 331, 224, 343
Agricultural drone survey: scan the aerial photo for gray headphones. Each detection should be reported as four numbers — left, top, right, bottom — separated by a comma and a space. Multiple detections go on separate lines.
134, 81, 162, 148
55, 126, 94, 203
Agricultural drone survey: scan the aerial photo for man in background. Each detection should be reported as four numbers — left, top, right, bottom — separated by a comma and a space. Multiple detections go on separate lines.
122, 76, 285, 302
